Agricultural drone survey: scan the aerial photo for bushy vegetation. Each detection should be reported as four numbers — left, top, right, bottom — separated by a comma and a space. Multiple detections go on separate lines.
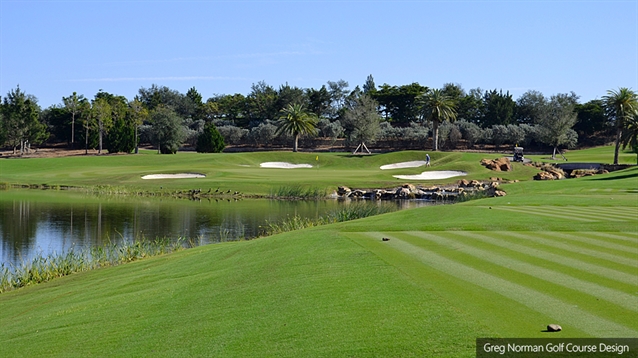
261, 201, 398, 235
269, 185, 327, 199
3, 80, 636, 158
0, 238, 189, 293
196, 122, 225, 153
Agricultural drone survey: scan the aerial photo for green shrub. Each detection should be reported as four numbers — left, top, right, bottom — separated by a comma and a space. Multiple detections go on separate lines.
197, 122, 226, 153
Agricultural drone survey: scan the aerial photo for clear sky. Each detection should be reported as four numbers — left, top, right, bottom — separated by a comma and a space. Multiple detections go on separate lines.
1, 1, 637, 109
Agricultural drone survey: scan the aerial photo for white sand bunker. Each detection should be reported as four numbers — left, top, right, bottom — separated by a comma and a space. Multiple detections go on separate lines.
393, 171, 467, 180
141, 173, 206, 179
260, 162, 313, 169
380, 161, 427, 170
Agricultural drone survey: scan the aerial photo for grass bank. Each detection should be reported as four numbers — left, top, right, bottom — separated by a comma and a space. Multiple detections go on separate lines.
0, 238, 190, 293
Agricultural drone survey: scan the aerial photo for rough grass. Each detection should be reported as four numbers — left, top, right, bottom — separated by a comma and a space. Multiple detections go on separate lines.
262, 201, 398, 235
0, 238, 190, 293
269, 185, 327, 199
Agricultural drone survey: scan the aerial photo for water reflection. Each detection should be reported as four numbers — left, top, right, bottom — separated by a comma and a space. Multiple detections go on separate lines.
0, 190, 437, 266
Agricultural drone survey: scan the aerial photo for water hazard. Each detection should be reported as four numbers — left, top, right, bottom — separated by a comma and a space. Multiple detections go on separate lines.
0, 190, 435, 266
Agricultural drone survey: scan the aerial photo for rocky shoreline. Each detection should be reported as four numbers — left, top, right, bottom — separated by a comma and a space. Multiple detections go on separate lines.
337, 179, 507, 201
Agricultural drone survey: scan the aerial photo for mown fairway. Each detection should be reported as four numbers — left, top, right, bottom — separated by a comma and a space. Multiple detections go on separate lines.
0, 147, 636, 357
0, 149, 542, 195
348, 228, 637, 338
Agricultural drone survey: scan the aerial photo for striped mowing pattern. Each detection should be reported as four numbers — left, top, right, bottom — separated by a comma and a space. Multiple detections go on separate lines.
349, 230, 638, 337
492, 206, 637, 222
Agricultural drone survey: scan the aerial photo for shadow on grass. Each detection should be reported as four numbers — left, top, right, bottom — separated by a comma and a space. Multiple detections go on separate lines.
591, 171, 638, 181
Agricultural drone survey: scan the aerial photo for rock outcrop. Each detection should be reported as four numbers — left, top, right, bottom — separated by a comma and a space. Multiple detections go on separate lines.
481, 157, 512, 171
569, 169, 609, 178
533, 166, 566, 180
534, 171, 557, 180
336, 180, 506, 201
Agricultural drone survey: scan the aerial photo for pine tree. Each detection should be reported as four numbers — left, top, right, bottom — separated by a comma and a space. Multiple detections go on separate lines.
197, 122, 226, 153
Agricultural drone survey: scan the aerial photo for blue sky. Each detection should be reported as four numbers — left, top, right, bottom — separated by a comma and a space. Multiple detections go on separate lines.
1, 1, 636, 108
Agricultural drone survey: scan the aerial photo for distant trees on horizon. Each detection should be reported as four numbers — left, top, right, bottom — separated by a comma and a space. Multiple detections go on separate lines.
0, 77, 636, 162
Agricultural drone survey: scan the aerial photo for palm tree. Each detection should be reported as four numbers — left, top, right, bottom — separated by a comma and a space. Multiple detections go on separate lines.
62, 92, 86, 148
620, 112, 638, 164
420, 89, 457, 151
276, 103, 318, 152
603, 88, 638, 164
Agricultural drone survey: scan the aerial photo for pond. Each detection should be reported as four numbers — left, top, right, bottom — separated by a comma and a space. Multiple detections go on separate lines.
0, 190, 435, 267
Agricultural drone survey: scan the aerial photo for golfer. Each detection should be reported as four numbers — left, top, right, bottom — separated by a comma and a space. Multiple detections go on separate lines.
426, 153, 431, 167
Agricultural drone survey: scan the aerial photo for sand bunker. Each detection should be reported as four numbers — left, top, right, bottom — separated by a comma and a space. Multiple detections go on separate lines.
380, 161, 427, 170
260, 162, 313, 169
393, 171, 467, 180
141, 173, 206, 179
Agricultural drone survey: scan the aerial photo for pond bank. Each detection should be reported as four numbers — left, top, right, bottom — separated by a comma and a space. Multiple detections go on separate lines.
337, 179, 508, 201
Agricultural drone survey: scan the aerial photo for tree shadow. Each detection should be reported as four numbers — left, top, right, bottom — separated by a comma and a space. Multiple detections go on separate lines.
591, 172, 638, 181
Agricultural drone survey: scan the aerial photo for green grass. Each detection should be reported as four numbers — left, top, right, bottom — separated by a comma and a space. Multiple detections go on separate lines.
525, 145, 638, 164
269, 185, 327, 199
0, 149, 543, 196
0, 238, 190, 293
262, 201, 399, 235
0, 145, 633, 197
0, 146, 636, 357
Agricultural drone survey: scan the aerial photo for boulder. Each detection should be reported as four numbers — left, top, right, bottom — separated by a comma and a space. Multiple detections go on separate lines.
401, 183, 416, 191
481, 157, 511, 172
396, 187, 413, 199
380, 190, 396, 200
496, 157, 512, 171
337, 186, 352, 196
545, 168, 565, 180
481, 159, 501, 171
485, 187, 507, 197
534, 172, 555, 180
493, 189, 507, 197
547, 324, 562, 332
351, 189, 366, 197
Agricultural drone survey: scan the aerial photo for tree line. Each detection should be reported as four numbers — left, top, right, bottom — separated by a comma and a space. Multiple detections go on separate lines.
1, 76, 637, 164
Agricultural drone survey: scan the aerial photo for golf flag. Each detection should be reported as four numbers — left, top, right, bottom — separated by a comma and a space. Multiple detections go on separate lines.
316, 156, 318, 161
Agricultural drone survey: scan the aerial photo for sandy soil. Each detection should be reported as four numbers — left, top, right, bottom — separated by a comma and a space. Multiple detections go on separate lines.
392, 171, 467, 180
141, 173, 206, 179
380, 161, 427, 170
260, 162, 313, 169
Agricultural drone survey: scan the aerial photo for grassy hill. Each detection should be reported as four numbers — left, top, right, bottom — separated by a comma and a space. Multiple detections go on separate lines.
0, 146, 636, 356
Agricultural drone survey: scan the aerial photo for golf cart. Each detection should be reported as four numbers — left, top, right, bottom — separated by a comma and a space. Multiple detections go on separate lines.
513, 147, 524, 162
